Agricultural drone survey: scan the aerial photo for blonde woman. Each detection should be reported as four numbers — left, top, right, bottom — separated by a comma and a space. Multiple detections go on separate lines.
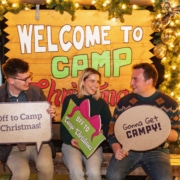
60, 68, 111, 180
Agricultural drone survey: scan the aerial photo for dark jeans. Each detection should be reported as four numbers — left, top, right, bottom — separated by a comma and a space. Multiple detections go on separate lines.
106, 150, 173, 180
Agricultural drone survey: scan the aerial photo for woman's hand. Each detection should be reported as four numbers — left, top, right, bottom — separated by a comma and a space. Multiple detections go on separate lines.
71, 139, 80, 149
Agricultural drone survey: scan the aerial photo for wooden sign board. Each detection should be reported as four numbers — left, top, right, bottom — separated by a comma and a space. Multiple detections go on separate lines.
4, 10, 154, 121
0, 102, 51, 152
114, 105, 171, 152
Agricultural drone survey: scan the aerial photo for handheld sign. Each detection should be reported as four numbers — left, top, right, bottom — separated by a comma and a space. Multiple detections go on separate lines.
0, 102, 52, 152
61, 99, 105, 158
114, 105, 171, 152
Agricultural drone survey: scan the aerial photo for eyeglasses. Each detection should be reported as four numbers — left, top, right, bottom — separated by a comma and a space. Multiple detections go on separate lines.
13, 72, 33, 82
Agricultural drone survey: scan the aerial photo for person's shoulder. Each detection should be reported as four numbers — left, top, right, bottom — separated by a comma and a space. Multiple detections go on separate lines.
0, 83, 7, 95
115, 92, 134, 107
158, 91, 178, 104
64, 94, 78, 101
29, 84, 42, 92
119, 92, 134, 101
0, 83, 5, 91
97, 97, 107, 104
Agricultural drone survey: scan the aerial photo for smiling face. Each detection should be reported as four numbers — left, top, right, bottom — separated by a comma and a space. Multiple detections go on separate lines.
130, 68, 154, 97
83, 73, 100, 96
7, 71, 32, 96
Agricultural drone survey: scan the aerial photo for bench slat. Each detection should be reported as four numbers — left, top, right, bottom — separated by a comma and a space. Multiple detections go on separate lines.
1, 153, 180, 178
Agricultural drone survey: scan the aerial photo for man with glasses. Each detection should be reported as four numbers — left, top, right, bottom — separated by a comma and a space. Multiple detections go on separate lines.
0, 58, 55, 180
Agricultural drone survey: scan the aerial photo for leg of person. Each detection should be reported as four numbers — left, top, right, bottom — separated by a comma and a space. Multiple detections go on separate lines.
83, 146, 103, 180
106, 151, 143, 180
7, 146, 30, 180
30, 144, 54, 180
142, 150, 173, 180
61, 143, 85, 180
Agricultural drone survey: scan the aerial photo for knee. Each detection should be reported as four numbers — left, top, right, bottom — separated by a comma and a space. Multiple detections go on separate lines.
86, 168, 101, 179
69, 168, 84, 179
106, 171, 123, 180
11, 168, 30, 180
36, 160, 53, 174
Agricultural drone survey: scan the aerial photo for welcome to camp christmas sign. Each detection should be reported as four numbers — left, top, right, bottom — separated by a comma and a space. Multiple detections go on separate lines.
4, 10, 153, 121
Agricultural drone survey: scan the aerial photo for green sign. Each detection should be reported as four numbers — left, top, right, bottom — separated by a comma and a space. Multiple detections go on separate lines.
61, 99, 105, 158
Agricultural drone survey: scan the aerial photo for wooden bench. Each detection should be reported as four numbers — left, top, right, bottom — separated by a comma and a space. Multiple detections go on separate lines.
51, 123, 180, 179
1, 152, 180, 179
53, 153, 180, 179
1, 123, 180, 179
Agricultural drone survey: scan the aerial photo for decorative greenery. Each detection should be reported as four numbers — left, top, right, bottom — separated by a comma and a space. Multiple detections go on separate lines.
94, 0, 133, 23
45, 0, 76, 20
0, 0, 162, 21
0, 0, 76, 21
151, 1, 180, 104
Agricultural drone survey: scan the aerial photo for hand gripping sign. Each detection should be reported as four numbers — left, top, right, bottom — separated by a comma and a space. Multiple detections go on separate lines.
114, 105, 171, 152
0, 102, 52, 152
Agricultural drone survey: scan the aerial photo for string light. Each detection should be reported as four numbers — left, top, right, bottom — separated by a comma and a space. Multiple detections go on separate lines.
155, 1, 180, 108
171, 92, 174, 96
75, 3, 79, 8
1, 0, 7, 4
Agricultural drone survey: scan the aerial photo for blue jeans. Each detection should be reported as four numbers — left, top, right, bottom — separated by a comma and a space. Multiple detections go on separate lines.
61, 143, 103, 180
106, 150, 173, 180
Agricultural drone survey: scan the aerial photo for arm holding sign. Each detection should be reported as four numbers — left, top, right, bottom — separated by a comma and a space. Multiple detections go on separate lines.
111, 143, 128, 160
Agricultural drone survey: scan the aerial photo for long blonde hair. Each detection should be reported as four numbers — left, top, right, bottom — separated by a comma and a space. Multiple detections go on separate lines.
77, 68, 101, 100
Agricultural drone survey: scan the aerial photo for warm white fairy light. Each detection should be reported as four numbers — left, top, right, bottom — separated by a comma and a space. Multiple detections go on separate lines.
170, 21, 175, 26
92, 0, 96, 5
122, 4, 126, 9
46, 0, 52, 4
161, 57, 167, 63
112, 17, 118, 22
171, 92, 174, 96
75, 3, 79, 8
102, 2, 107, 7
132, 5, 138, 9
12, 3, 19, 8
164, 74, 169, 79
157, 13, 162, 18
1, 0, 7, 4
24, 6, 30, 10
170, 43, 174, 48
176, 31, 180, 37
